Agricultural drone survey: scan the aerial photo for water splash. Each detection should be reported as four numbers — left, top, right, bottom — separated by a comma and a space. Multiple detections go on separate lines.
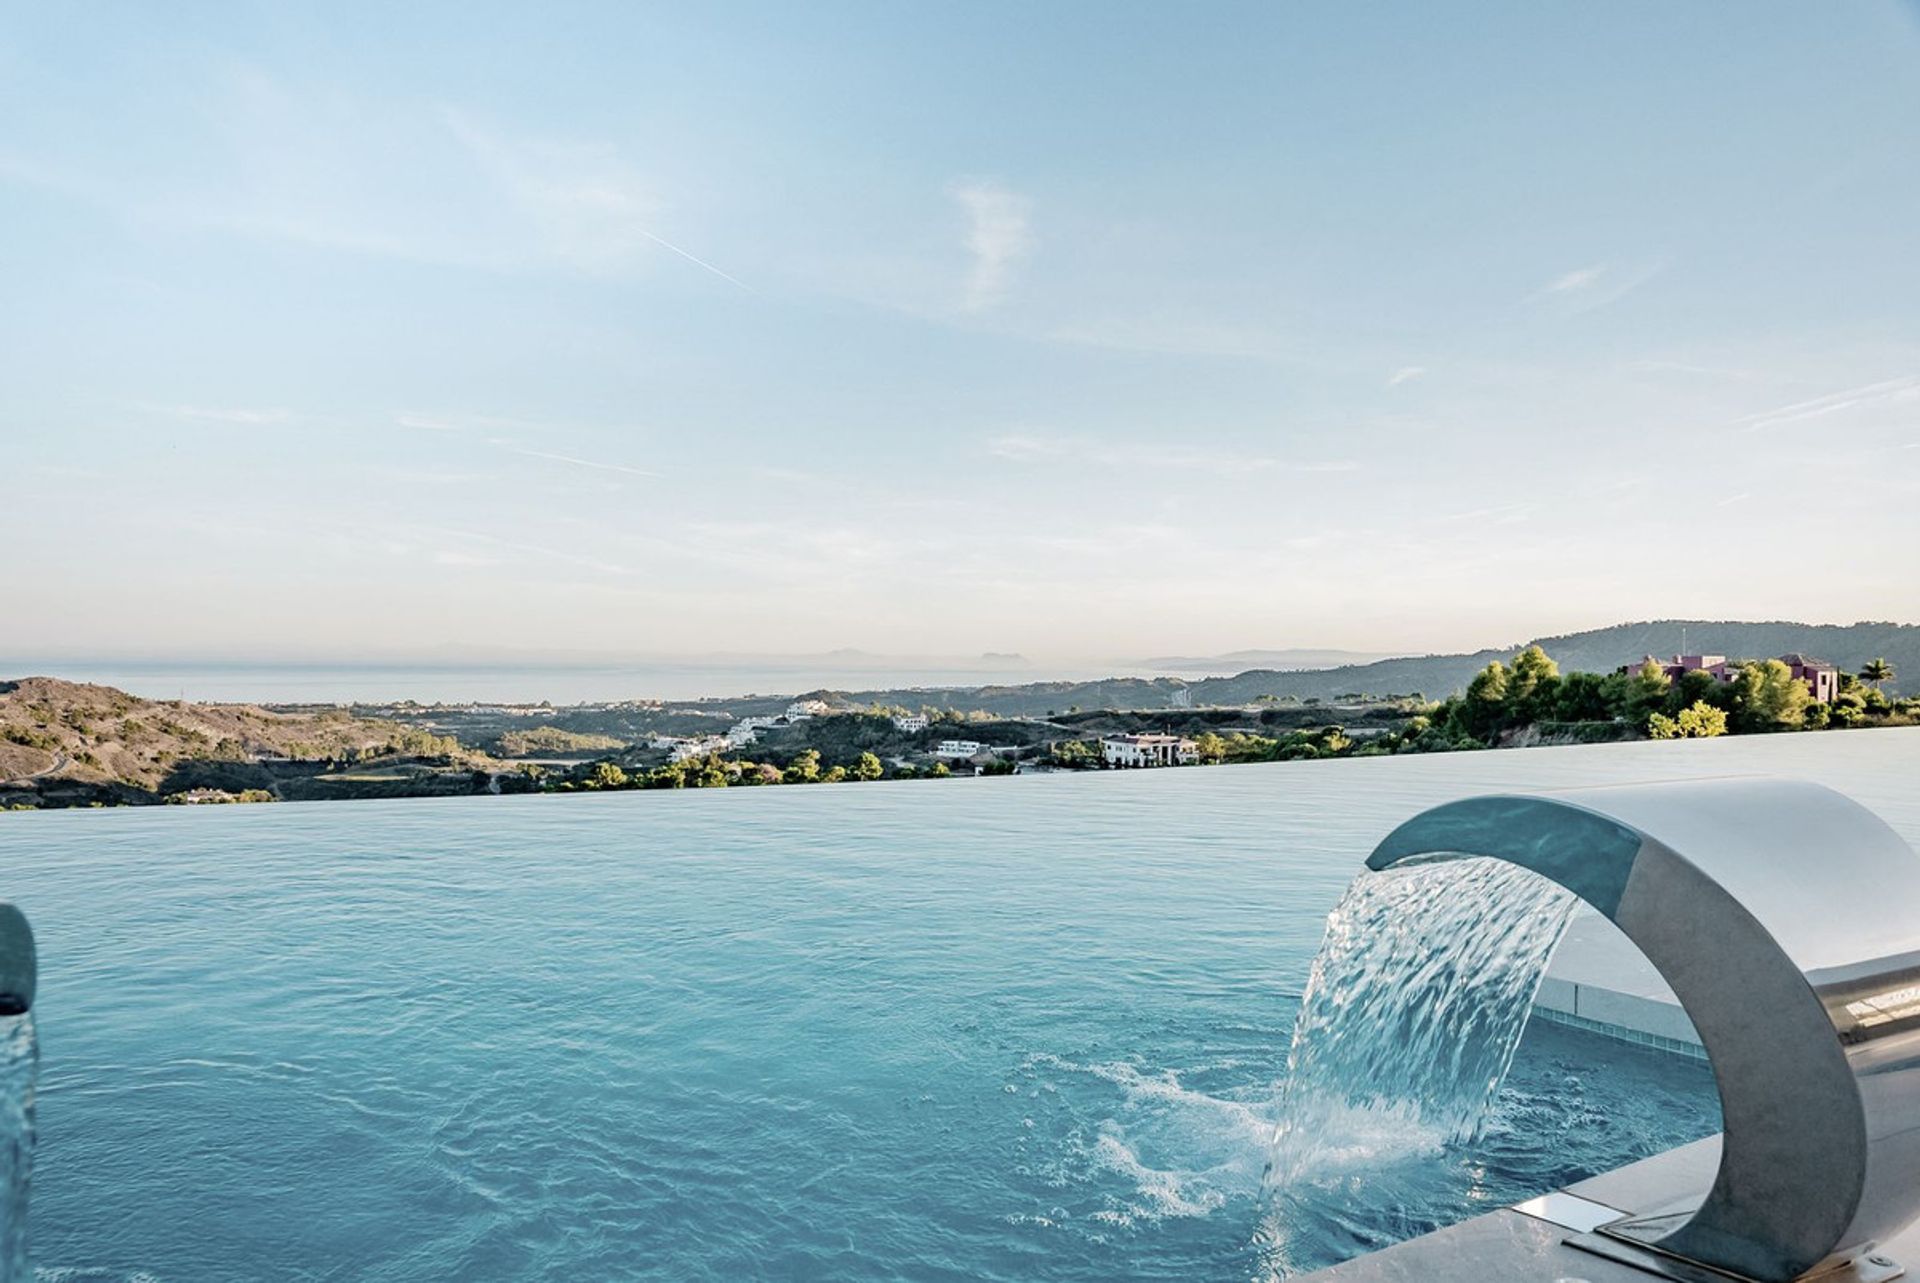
0, 1013, 33, 1283
1267, 856, 1577, 1185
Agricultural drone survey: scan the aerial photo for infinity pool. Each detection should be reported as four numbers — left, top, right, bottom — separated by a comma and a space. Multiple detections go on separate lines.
6, 730, 1917, 1281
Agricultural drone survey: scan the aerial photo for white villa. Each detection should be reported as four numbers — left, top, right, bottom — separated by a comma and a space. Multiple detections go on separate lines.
726, 716, 780, 748
1101, 733, 1199, 768
786, 699, 832, 720
669, 735, 730, 762
934, 739, 985, 759
892, 713, 930, 732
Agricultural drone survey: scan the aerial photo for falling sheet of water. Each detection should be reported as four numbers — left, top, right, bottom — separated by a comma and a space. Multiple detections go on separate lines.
0, 1013, 34, 1283
1258, 857, 1578, 1274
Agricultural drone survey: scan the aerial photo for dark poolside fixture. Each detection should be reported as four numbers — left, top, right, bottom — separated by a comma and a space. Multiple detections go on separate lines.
1370, 778, 1920, 1283
0, 906, 30, 1019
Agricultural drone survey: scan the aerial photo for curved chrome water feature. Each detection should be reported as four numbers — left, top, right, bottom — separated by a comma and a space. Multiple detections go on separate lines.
1369, 778, 1920, 1283
0, 903, 34, 1283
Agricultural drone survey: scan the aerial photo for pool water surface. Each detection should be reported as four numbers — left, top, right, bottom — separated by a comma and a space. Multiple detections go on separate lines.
6, 730, 1916, 1281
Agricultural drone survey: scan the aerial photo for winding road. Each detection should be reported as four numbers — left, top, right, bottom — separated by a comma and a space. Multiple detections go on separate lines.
0, 751, 67, 787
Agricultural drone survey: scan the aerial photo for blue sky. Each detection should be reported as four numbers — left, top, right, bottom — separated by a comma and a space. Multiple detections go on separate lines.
5, 2, 1920, 662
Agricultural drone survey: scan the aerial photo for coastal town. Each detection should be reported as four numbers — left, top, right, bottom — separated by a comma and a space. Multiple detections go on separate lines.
2, 638, 1911, 810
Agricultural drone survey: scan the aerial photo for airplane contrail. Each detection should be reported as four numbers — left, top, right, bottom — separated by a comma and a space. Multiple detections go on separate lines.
635, 226, 755, 293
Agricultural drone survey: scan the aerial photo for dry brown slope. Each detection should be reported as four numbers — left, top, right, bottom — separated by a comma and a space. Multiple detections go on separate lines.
0, 676, 468, 804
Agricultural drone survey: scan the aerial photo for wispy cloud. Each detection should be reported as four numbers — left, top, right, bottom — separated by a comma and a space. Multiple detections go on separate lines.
986, 435, 1067, 461
490, 442, 657, 479
1625, 358, 1761, 381
1039, 311, 1321, 365
445, 112, 752, 290
432, 549, 507, 567
1733, 374, 1920, 432
1388, 366, 1427, 387
984, 433, 1354, 477
949, 180, 1032, 311
1546, 264, 1607, 294
1533, 259, 1666, 312
421, 525, 639, 577
394, 413, 465, 432
384, 412, 656, 480
17, 72, 753, 289
158, 404, 292, 425
1443, 501, 1533, 525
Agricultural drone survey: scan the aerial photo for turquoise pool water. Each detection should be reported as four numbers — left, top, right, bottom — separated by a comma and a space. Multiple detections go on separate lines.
5, 730, 1917, 1281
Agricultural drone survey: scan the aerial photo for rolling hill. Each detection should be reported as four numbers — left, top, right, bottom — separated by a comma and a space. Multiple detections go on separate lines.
805, 620, 1915, 715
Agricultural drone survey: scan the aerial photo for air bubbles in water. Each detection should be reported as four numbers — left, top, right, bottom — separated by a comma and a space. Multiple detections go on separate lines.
0, 1013, 33, 1283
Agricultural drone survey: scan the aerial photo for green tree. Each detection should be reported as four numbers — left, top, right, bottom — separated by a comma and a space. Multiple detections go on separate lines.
1222, 732, 1280, 763
822, 765, 848, 783
1048, 739, 1099, 769
1192, 732, 1227, 764
852, 751, 884, 781
1647, 700, 1728, 740
1670, 668, 1725, 715
1862, 658, 1896, 692
1551, 671, 1616, 722
1728, 659, 1810, 731
1507, 645, 1561, 720
782, 750, 821, 783
1453, 660, 1511, 740
586, 761, 629, 790
929, 761, 951, 778
1625, 659, 1672, 722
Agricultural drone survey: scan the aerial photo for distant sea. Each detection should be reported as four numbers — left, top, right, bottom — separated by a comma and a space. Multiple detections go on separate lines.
0, 660, 1184, 705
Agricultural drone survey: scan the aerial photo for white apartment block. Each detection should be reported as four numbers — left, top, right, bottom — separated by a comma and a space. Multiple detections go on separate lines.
892, 714, 930, 732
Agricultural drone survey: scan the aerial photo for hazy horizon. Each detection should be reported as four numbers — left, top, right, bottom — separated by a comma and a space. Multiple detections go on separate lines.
7, 2, 1920, 658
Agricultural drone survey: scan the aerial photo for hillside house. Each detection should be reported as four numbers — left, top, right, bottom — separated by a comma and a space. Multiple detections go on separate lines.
726, 716, 778, 748
892, 713, 929, 732
1621, 653, 1840, 703
1777, 654, 1841, 704
1101, 733, 1199, 768
669, 735, 730, 762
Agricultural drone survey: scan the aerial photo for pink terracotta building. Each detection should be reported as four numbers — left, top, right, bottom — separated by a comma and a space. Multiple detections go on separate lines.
1776, 653, 1841, 704
1620, 653, 1839, 703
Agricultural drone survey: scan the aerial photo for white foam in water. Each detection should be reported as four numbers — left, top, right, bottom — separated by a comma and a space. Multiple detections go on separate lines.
1271, 858, 1577, 1177
1257, 857, 1578, 1279
0, 1014, 35, 1283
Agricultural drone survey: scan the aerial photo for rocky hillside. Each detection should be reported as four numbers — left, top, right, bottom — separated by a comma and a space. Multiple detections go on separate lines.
0, 677, 469, 808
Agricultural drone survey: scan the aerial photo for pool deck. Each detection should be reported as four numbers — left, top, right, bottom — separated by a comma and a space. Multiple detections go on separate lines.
1298, 1135, 1911, 1282
1534, 910, 1704, 1059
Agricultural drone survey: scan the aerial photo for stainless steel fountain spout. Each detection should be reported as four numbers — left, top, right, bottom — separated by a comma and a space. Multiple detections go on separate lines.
1368, 777, 1920, 1283
0, 905, 32, 1018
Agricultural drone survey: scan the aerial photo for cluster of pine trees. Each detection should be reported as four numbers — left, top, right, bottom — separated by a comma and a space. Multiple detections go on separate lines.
1419, 647, 1912, 749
